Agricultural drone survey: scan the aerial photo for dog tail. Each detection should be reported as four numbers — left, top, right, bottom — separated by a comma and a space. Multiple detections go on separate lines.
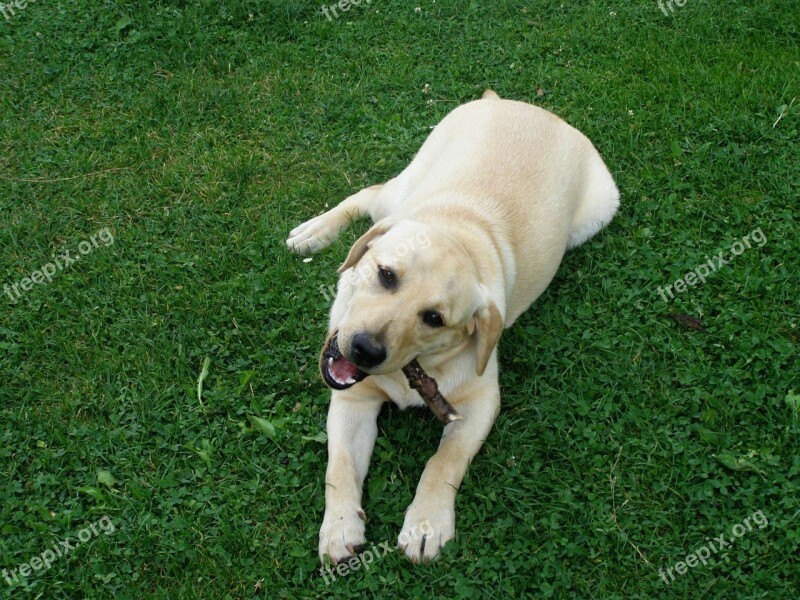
482, 89, 500, 100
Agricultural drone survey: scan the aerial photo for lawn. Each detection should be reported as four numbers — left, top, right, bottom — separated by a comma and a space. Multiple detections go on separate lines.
0, 0, 798, 598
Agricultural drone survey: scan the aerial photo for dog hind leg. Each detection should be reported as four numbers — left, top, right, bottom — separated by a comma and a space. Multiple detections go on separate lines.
566, 152, 620, 250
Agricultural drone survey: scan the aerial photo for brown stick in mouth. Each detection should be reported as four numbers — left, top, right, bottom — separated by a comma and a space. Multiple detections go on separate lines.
402, 359, 463, 424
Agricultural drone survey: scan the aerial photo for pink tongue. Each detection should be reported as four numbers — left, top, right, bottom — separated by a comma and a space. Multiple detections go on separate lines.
330, 357, 360, 383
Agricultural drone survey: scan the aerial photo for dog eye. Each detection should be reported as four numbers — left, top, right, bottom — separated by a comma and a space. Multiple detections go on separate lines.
422, 311, 445, 328
378, 266, 396, 287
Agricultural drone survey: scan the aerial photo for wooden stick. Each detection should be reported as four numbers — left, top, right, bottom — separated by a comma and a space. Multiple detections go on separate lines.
402, 359, 462, 424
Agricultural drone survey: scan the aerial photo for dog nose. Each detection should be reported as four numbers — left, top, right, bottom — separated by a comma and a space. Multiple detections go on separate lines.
350, 333, 387, 368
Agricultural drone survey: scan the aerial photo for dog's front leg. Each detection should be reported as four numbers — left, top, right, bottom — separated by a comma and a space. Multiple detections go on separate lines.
287, 185, 382, 255
399, 383, 500, 563
319, 386, 385, 563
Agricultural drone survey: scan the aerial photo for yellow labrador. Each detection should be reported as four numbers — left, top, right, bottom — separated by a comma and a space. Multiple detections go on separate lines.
287, 90, 619, 564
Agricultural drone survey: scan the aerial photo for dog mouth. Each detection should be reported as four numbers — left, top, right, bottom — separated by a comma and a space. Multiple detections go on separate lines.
320, 332, 370, 390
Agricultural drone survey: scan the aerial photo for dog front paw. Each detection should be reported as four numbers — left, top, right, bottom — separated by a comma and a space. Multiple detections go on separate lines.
286, 214, 343, 255
318, 506, 367, 564
399, 500, 454, 563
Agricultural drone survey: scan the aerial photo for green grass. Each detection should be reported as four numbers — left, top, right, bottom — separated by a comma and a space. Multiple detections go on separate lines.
1, 0, 798, 598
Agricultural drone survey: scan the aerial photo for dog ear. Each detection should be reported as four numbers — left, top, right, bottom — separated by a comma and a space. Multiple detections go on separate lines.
338, 221, 392, 274
473, 301, 504, 376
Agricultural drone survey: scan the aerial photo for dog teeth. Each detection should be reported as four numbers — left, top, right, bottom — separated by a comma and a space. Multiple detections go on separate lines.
345, 377, 355, 384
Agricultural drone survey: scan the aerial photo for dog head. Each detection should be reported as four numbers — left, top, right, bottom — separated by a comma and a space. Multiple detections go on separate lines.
320, 218, 503, 390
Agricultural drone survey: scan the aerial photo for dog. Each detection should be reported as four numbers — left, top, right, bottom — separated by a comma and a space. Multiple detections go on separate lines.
287, 90, 619, 564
